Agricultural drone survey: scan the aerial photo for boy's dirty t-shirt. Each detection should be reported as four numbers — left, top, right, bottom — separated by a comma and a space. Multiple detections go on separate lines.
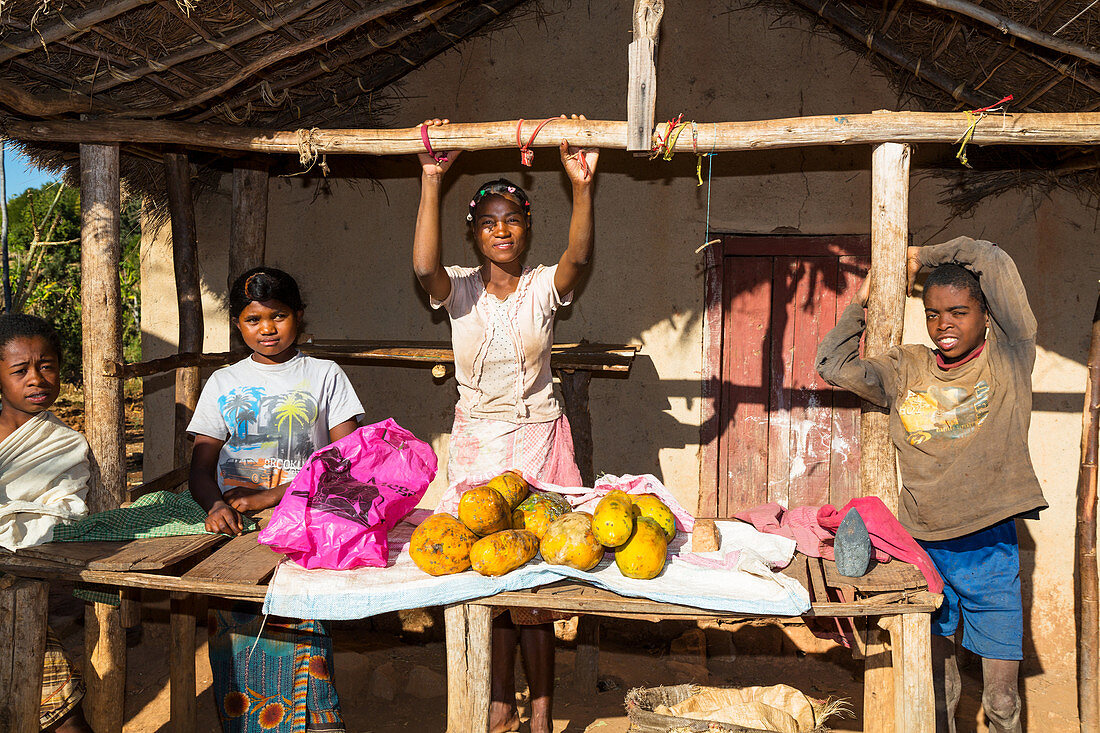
816, 237, 1047, 541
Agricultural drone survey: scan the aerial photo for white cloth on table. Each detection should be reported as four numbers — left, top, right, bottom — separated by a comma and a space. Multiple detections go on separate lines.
0, 411, 89, 550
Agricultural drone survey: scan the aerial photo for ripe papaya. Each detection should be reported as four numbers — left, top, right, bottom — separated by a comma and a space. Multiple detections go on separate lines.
409, 513, 479, 576
631, 494, 677, 542
482, 470, 529, 509
614, 517, 669, 580
512, 491, 571, 540
458, 487, 512, 536
592, 489, 634, 547
469, 529, 540, 576
540, 512, 604, 571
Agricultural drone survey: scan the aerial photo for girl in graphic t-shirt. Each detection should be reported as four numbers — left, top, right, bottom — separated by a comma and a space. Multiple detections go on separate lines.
188, 267, 364, 733
412, 117, 598, 733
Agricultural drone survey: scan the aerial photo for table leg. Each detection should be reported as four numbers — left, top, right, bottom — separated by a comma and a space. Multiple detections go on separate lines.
169, 592, 197, 733
574, 615, 599, 691
1, 577, 47, 733
887, 612, 934, 733
863, 621, 895, 733
445, 603, 492, 733
85, 600, 126, 733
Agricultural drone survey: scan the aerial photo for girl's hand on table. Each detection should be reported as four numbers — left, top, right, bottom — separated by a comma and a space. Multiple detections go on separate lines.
223, 486, 279, 513
559, 114, 598, 184
418, 118, 461, 178
206, 501, 244, 536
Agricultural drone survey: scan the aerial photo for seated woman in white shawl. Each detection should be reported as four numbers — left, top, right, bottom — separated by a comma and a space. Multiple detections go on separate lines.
0, 315, 89, 552
0, 314, 91, 733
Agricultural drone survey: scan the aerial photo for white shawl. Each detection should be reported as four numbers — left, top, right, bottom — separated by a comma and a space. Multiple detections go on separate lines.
0, 411, 90, 550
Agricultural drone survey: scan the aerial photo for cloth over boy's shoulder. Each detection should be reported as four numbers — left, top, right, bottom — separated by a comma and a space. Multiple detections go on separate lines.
815, 236, 1047, 541
0, 410, 90, 550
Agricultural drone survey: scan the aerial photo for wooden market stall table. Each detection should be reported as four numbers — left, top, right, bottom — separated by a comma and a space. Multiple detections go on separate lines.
1, 533, 940, 733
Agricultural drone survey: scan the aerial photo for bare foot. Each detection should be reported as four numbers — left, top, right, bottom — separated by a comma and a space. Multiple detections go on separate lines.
489, 702, 520, 733
528, 712, 553, 733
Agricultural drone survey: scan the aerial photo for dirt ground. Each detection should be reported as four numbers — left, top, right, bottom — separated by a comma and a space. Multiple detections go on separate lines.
46, 581, 1078, 732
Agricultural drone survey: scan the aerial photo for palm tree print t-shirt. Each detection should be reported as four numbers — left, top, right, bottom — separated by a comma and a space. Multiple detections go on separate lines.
187, 352, 365, 492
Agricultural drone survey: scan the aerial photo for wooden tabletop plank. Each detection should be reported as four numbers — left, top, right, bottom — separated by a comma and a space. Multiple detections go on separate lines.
182, 532, 282, 585
86, 534, 227, 571
807, 556, 830, 603
823, 556, 925, 591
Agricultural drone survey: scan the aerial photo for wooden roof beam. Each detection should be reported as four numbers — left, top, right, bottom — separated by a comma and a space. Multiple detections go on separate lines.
14, 113, 1100, 154
0, 0, 155, 64
155, 0, 263, 75
119, 0, 428, 118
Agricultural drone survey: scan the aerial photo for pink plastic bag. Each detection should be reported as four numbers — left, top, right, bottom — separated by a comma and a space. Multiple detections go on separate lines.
258, 418, 437, 570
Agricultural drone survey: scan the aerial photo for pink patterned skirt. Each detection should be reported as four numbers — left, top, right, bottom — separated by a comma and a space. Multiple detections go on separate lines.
447, 409, 581, 625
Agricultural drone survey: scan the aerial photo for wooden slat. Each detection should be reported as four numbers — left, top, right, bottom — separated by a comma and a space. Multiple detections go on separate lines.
780, 554, 811, 591
766, 257, 798, 505
823, 557, 926, 591
807, 555, 830, 603
722, 257, 773, 516
183, 532, 282, 586
0, 561, 268, 600
81, 535, 225, 571
829, 256, 868, 505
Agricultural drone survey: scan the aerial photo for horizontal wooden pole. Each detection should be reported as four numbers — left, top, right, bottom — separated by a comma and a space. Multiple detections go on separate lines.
10, 112, 1100, 155
104, 342, 639, 379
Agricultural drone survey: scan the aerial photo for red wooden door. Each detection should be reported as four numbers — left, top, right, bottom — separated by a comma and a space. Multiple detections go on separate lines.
716, 236, 869, 517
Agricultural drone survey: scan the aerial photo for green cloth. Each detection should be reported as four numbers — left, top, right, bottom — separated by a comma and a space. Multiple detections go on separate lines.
53, 490, 256, 542
73, 583, 120, 606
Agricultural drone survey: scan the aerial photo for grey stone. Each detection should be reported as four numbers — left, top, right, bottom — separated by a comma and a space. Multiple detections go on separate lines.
405, 664, 447, 698
369, 661, 399, 701
834, 508, 872, 577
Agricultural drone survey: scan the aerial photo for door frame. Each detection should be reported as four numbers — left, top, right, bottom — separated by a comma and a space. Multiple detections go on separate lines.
698, 233, 871, 517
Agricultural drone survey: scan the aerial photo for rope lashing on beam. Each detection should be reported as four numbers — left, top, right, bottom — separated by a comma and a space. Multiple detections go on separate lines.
956, 94, 1013, 167
292, 127, 329, 176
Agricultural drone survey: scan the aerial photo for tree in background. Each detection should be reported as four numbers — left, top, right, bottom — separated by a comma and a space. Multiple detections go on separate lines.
5, 182, 141, 381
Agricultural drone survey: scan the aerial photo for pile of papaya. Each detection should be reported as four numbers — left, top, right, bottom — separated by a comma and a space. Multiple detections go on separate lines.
409, 471, 678, 581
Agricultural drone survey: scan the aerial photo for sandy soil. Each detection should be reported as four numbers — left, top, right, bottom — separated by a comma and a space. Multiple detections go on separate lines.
47, 585, 1077, 732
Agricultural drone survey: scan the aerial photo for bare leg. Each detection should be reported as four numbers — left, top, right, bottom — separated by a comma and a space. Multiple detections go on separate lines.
932, 635, 961, 733
519, 623, 555, 733
981, 658, 1021, 733
46, 706, 94, 733
490, 615, 521, 733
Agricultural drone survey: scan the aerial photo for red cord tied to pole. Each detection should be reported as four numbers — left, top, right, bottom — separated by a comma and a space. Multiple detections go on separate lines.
420, 123, 448, 164
517, 118, 589, 175
956, 94, 1014, 167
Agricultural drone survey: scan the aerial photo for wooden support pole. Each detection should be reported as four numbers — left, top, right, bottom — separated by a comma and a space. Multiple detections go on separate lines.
887, 613, 934, 732
626, 0, 664, 152
229, 161, 269, 350
573, 614, 600, 691
1075, 288, 1100, 731
860, 141, 910, 515
0, 578, 48, 733
169, 592, 198, 733
444, 603, 491, 733
85, 601, 126, 733
556, 369, 594, 486
80, 143, 126, 513
863, 622, 896, 733
163, 152, 203, 469
17, 113, 1100, 155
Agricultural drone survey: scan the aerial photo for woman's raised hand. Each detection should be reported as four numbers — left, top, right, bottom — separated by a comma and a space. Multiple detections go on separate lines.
418, 118, 461, 177
559, 114, 599, 184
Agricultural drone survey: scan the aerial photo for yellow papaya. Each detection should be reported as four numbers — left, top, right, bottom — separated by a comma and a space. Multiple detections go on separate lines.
458, 487, 512, 536
592, 489, 634, 547
483, 470, 529, 509
409, 513, 479, 576
614, 517, 668, 579
512, 491, 571, 540
469, 529, 540, 576
540, 512, 604, 571
631, 494, 677, 542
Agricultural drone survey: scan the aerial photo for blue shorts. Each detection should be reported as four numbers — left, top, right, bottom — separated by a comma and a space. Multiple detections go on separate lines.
918, 519, 1023, 661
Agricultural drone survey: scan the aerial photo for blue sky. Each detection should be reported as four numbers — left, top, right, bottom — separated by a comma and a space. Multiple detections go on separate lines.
3, 144, 58, 200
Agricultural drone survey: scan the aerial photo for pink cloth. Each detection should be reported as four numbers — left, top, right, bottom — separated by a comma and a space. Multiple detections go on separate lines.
735, 497, 944, 594
818, 497, 943, 594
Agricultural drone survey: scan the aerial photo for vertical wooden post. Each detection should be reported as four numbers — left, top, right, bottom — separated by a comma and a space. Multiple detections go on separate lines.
626, 0, 664, 151
85, 601, 125, 733
573, 614, 600, 691
444, 603, 492, 733
864, 623, 896, 733
229, 161, 269, 350
169, 592, 198, 733
163, 153, 203, 469
557, 369, 594, 486
861, 140, 910, 515
0, 578, 48, 733
888, 613, 934, 732
1076, 289, 1100, 732
80, 143, 126, 513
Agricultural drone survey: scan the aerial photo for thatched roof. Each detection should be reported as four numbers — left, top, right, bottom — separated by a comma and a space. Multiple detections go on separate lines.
1, 0, 1099, 208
